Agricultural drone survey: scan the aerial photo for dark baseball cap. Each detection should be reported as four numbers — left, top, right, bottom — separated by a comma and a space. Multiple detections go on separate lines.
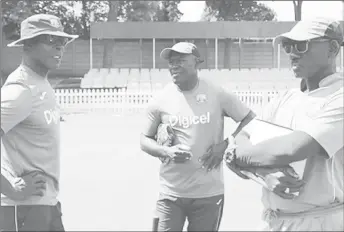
8, 14, 78, 47
160, 42, 204, 63
274, 17, 344, 46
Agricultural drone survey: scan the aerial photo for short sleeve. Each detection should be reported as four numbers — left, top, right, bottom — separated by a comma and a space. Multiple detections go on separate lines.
297, 93, 344, 158
1, 83, 32, 133
259, 90, 289, 121
141, 95, 162, 138
219, 87, 250, 123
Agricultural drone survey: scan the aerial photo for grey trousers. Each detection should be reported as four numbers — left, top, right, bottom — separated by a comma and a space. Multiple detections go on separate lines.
155, 193, 224, 232
0, 202, 64, 231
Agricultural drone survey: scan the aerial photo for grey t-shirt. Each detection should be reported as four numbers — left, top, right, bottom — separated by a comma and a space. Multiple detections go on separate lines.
142, 78, 251, 198
1, 65, 61, 206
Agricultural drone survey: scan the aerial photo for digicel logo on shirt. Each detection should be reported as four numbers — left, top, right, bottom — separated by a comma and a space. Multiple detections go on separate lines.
44, 108, 60, 125
169, 112, 210, 128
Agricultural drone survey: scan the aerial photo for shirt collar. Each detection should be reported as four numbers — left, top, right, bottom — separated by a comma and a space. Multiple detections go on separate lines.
318, 72, 343, 88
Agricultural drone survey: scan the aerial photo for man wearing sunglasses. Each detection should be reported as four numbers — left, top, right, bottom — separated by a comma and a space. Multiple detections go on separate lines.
1, 14, 78, 231
225, 18, 343, 231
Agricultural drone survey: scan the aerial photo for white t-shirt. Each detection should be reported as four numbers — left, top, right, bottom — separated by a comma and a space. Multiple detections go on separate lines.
259, 73, 343, 213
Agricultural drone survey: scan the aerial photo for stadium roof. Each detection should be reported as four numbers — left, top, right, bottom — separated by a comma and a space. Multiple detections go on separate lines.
91, 21, 344, 39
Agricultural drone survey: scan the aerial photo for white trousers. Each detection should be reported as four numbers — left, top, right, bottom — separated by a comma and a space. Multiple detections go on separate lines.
261, 203, 343, 231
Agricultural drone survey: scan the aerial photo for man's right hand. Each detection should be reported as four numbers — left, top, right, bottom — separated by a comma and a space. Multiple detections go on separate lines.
10, 171, 46, 201
162, 144, 192, 164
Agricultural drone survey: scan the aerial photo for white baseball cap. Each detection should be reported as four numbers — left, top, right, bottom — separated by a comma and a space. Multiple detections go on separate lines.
160, 42, 204, 63
274, 17, 344, 45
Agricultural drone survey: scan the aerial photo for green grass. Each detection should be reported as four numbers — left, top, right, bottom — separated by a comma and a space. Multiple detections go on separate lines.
59, 113, 266, 231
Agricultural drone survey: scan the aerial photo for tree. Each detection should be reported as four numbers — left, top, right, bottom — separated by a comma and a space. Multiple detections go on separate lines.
32, 1, 77, 36
1, 1, 183, 68
102, 1, 183, 68
114, 1, 182, 22
293, 0, 302, 21
202, 1, 276, 68
155, 1, 183, 22
102, 1, 159, 68
64, 1, 108, 39
1, 1, 108, 39
0, 3, 3, 84
202, 0, 276, 21
30, 1, 108, 39
102, 0, 120, 68
118, 1, 158, 22
2, 0, 33, 40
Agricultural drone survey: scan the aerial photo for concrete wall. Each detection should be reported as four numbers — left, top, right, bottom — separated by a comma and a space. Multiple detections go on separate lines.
2, 38, 342, 77
90, 21, 299, 39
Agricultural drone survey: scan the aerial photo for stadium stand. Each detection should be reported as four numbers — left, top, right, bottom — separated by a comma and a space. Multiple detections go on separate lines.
80, 68, 306, 90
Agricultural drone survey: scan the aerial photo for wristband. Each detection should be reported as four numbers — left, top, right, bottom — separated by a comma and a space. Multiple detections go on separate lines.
229, 150, 237, 165
224, 135, 237, 156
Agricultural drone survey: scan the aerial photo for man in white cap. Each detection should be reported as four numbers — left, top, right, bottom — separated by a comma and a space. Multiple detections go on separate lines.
226, 18, 344, 231
1, 14, 78, 231
140, 42, 256, 231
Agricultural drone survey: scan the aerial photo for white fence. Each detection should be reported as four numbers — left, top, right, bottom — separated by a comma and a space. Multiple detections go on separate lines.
56, 88, 151, 114
55, 88, 283, 115
56, 70, 309, 115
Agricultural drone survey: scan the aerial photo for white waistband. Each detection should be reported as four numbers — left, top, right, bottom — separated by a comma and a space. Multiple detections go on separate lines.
263, 202, 344, 222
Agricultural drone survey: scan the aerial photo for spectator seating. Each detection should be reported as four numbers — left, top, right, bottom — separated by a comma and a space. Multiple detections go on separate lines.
80, 68, 342, 90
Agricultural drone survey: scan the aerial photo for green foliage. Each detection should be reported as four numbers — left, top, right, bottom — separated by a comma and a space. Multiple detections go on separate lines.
2, 0, 32, 39
154, 1, 183, 22
1, 1, 183, 39
117, 1, 159, 22
202, 0, 276, 21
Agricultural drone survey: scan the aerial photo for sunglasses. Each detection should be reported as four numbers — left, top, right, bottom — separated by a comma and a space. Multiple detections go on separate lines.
282, 39, 330, 54
36, 34, 69, 47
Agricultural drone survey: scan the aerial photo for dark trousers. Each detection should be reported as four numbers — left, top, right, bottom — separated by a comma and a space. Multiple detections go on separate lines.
0, 202, 64, 231
155, 193, 224, 232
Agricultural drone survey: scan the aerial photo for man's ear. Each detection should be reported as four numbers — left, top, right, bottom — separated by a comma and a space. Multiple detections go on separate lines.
329, 40, 340, 57
194, 57, 201, 69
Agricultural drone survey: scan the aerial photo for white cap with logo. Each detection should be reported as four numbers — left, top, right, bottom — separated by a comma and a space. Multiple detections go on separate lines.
160, 42, 204, 63
274, 17, 344, 45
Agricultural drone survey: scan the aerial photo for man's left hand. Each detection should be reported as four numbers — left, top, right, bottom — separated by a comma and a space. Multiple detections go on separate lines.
255, 166, 305, 199
199, 139, 228, 171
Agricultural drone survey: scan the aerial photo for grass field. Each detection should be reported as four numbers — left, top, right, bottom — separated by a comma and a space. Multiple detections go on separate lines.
58, 113, 266, 231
